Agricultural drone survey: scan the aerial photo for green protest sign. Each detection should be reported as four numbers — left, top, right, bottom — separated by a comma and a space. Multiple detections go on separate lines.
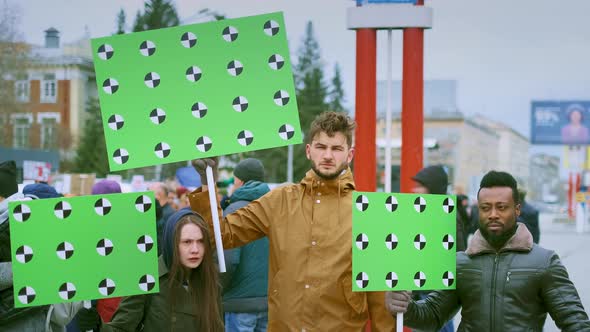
91, 12, 302, 171
352, 192, 456, 292
9, 192, 159, 308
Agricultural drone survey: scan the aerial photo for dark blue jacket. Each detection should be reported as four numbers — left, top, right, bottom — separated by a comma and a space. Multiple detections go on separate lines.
518, 201, 540, 244
221, 181, 270, 313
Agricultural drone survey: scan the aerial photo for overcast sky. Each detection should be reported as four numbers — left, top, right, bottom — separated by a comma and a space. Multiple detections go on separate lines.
16, 0, 590, 158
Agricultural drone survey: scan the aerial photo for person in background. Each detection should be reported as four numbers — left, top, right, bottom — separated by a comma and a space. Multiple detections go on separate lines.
150, 182, 175, 255
221, 158, 270, 332
77, 209, 224, 331
518, 189, 540, 244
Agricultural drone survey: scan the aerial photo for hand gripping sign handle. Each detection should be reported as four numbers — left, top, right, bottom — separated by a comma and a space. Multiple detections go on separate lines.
397, 312, 403, 331
206, 165, 226, 273
83, 300, 92, 332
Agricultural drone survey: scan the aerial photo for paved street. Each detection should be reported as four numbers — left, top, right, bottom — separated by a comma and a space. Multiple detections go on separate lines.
452, 212, 590, 330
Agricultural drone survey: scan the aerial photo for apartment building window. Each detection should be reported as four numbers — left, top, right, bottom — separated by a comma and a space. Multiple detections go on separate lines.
41, 73, 57, 103
12, 115, 32, 148
15, 79, 30, 102
39, 113, 60, 150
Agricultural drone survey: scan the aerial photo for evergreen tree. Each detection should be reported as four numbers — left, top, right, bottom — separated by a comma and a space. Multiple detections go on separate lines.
73, 98, 111, 177
132, 0, 180, 32
115, 8, 126, 34
328, 63, 346, 113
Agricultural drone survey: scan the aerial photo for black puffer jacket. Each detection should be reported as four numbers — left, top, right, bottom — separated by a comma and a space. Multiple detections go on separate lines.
404, 223, 590, 332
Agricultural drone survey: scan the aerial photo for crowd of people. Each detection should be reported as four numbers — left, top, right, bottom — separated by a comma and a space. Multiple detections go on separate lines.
1, 111, 589, 331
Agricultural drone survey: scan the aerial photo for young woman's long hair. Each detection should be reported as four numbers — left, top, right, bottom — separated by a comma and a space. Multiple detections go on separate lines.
167, 214, 223, 331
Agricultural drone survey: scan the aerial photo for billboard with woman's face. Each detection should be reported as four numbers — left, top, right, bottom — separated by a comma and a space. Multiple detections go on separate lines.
531, 101, 590, 145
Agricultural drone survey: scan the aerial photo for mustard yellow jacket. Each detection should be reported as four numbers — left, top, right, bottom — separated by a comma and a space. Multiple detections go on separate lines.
189, 168, 395, 331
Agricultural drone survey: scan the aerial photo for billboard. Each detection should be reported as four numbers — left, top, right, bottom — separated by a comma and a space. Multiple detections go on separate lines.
531, 101, 590, 145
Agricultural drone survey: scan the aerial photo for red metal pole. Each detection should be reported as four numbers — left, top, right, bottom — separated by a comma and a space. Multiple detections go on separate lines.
568, 172, 574, 218
354, 28, 377, 192
400, 0, 425, 193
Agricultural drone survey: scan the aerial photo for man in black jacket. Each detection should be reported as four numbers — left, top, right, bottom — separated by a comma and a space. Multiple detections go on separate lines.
385, 170, 590, 331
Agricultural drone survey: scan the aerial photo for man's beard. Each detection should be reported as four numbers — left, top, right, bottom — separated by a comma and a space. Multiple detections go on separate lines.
311, 161, 349, 180
479, 222, 517, 249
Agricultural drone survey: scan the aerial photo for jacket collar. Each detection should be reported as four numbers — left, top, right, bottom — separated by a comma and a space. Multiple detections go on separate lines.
300, 168, 355, 195
465, 222, 533, 256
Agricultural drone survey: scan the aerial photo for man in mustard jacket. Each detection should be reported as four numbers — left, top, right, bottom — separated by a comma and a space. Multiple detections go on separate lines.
190, 111, 395, 331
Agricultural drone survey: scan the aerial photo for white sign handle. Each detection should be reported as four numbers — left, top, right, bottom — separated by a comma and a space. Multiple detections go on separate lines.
397, 312, 403, 332
206, 166, 226, 273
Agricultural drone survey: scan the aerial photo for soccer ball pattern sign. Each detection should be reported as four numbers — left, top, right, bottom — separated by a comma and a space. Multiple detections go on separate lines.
9, 192, 159, 308
91, 12, 302, 171
352, 192, 456, 292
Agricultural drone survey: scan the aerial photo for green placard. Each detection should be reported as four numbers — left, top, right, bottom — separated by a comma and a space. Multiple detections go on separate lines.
9, 192, 159, 308
352, 192, 456, 292
91, 12, 302, 171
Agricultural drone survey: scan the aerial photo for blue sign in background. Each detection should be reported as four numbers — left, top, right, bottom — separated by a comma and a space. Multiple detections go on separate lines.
531, 101, 590, 145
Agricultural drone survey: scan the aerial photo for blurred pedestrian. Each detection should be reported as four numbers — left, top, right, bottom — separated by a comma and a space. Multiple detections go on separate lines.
150, 182, 175, 255
518, 189, 540, 244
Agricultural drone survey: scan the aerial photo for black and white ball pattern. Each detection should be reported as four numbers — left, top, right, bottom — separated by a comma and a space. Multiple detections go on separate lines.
144, 72, 161, 88
355, 195, 369, 212
108, 114, 124, 131
102, 78, 119, 94
15, 245, 34, 264
232, 96, 249, 112
442, 234, 455, 250
443, 197, 455, 213
385, 196, 398, 212
355, 233, 369, 250
385, 272, 398, 289
227, 60, 244, 76
385, 233, 398, 250
154, 142, 171, 159
139, 274, 156, 292
414, 271, 427, 288
54, 201, 72, 219
237, 130, 254, 146
113, 148, 130, 165
97, 44, 114, 60
191, 102, 208, 119
99, 278, 116, 296
135, 195, 152, 213
58, 282, 77, 300
12, 204, 31, 222
149, 108, 166, 125
278, 124, 295, 140
96, 238, 114, 256
186, 66, 202, 82
414, 196, 426, 213
222, 26, 238, 42
137, 235, 154, 253
56, 241, 74, 260
414, 234, 427, 250
139, 40, 156, 56
263, 20, 280, 36
355, 272, 369, 289
268, 54, 284, 70
18, 286, 36, 304
180, 32, 197, 48
273, 90, 290, 106
94, 198, 112, 216
195, 136, 213, 152
442, 271, 454, 287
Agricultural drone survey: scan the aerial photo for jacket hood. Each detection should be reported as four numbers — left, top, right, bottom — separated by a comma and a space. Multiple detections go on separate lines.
162, 208, 198, 269
465, 222, 533, 256
301, 168, 355, 194
230, 180, 270, 203
412, 165, 448, 194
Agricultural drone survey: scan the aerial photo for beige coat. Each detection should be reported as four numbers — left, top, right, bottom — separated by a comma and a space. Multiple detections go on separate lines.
189, 168, 395, 331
